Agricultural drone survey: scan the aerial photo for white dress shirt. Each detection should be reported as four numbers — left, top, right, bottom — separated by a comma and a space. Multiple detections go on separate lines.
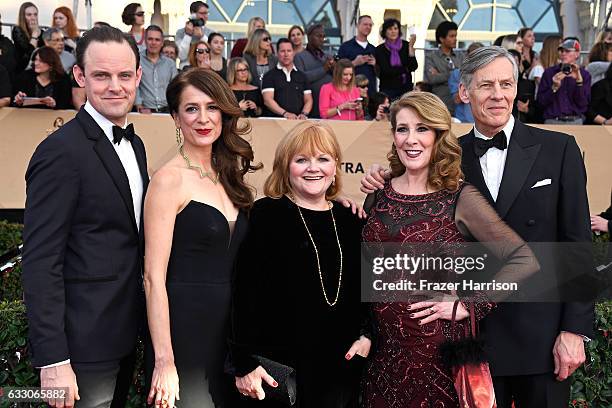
84, 101, 143, 230
40, 103, 144, 369
473, 115, 514, 202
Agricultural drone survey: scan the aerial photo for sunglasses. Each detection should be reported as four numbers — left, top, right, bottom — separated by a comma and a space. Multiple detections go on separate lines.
236, 68, 249, 72
358, 84, 369, 89
134, 11, 145, 17
262, 37, 272, 42
195, 48, 210, 54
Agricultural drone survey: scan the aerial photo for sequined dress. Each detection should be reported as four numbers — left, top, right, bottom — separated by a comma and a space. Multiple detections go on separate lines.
361, 181, 538, 408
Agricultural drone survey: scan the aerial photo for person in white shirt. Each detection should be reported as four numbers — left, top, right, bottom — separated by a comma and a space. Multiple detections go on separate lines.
175, 1, 214, 69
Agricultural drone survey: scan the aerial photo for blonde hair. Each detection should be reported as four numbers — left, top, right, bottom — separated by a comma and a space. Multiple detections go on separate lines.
388, 91, 463, 192
264, 122, 343, 200
244, 29, 271, 58
247, 17, 265, 36
227, 57, 252, 85
540, 35, 562, 69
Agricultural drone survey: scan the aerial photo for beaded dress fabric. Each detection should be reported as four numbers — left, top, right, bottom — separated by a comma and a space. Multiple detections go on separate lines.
361, 181, 538, 408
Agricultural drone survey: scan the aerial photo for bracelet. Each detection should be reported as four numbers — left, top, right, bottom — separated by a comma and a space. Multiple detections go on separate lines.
281, 110, 287, 117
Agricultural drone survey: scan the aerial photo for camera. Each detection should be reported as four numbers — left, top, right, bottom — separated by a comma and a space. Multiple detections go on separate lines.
189, 14, 205, 27
333, 54, 341, 61
383, 106, 390, 114
561, 63, 572, 75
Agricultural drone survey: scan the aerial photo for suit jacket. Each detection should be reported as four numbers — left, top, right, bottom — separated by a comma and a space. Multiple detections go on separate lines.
294, 49, 333, 118
22, 107, 149, 367
460, 120, 594, 376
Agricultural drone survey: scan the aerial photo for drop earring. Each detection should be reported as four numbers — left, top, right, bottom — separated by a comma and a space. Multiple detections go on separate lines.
175, 127, 183, 147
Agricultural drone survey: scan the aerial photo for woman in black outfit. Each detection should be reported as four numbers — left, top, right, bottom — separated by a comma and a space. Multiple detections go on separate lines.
232, 122, 371, 407
13, 46, 71, 110
12, 2, 45, 74
228, 57, 262, 117
375, 18, 418, 100
588, 63, 612, 124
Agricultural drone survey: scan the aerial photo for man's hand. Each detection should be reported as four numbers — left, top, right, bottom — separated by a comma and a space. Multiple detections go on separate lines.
552, 71, 566, 89
284, 112, 298, 120
324, 58, 335, 72
193, 26, 203, 38
591, 215, 609, 232
569, 64, 583, 82
517, 99, 529, 113
137, 106, 152, 114
353, 55, 368, 66
367, 55, 376, 66
553, 331, 586, 381
360, 164, 389, 193
184, 21, 194, 36
428, 67, 440, 76
41, 364, 80, 408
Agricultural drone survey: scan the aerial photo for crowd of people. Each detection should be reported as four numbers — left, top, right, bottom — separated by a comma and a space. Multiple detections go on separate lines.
4, 1, 612, 408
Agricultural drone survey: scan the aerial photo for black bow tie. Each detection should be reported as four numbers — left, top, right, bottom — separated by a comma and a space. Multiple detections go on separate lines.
474, 131, 507, 158
112, 124, 135, 145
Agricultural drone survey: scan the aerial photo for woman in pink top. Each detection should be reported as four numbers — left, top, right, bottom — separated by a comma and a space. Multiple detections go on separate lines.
319, 59, 364, 120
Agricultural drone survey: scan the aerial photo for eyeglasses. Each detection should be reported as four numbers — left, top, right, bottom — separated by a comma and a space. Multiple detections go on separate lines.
262, 37, 272, 42
134, 11, 145, 17
236, 68, 249, 72
195, 48, 210, 54
49, 38, 65, 43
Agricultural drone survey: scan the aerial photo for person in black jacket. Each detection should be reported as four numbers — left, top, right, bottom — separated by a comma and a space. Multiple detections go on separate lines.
375, 18, 417, 100
587, 62, 612, 124
12, 2, 45, 74
13, 46, 72, 110
0, 12, 17, 82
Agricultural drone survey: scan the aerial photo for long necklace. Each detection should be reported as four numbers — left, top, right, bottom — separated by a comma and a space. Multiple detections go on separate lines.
294, 199, 343, 307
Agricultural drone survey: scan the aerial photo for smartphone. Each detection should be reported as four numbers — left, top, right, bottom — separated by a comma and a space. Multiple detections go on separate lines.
383, 106, 390, 114
354, 97, 363, 102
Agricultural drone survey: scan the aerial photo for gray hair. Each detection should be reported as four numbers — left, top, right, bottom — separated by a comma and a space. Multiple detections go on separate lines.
42, 27, 63, 42
460, 46, 519, 89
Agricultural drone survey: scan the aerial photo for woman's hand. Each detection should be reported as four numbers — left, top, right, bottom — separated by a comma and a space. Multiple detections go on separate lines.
336, 196, 367, 218
345, 335, 371, 360
517, 99, 529, 113
147, 361, 180, 407
42, 96, 57, 108
235, 366, 278, 400
375, 105, 388, 121
14, 91, 26, 106
238, 100, 249, 111
246, 100, 257, 110
409, 300, 469, 325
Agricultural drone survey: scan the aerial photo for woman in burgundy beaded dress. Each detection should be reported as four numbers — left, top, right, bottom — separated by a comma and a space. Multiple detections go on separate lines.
361, 91, 538, 407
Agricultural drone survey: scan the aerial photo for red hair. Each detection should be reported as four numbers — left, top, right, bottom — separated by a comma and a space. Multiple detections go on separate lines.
53, 7, 79, 38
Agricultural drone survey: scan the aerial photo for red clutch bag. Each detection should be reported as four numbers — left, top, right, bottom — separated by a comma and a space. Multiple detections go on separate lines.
441, 300, 497, 408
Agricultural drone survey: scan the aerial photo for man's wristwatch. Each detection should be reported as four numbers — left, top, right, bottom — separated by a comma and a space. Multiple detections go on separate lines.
301, 112, 309, 118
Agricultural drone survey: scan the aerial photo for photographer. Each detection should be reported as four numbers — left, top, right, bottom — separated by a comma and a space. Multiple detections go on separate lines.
538, 38, 591, 124
175, 1, 213, 69
367, 91, 390, 121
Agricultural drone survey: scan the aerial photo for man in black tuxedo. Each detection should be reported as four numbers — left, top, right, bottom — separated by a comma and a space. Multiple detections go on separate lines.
22, 26, 148, 408
361, 46, 594, 407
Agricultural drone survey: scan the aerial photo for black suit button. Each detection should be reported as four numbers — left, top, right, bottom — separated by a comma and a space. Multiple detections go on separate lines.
527, 219, 536, 226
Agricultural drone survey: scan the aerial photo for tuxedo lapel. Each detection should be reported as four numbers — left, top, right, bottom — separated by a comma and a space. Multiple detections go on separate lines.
495, 121, 541, 219
76, 109, 139, 235
460, 131, 495, 206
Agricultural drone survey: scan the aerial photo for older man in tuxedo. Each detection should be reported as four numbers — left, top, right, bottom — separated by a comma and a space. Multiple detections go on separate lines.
22, 26, 148, 408
361, 46, 594, 407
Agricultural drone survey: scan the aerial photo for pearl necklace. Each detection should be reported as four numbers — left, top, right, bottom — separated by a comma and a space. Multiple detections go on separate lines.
291, 197, 343, 307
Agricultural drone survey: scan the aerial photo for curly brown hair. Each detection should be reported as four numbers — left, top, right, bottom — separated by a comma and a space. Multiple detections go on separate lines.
388, 91, 463, 192
166, 68, 263, 210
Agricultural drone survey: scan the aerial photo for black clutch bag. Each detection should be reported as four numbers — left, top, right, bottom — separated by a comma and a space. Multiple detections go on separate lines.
253, 355, 297, 406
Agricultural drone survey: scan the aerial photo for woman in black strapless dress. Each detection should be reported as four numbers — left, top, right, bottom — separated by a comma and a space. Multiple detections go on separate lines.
143, 68, 261, 408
